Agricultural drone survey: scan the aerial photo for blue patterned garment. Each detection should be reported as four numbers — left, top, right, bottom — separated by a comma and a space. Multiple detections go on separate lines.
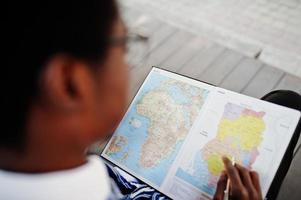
105, 164, 170, 200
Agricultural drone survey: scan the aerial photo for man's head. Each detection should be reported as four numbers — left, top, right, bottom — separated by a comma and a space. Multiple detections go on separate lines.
2, 1, 128, 155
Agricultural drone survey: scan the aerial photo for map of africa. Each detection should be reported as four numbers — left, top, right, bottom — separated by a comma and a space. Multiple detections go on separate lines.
103, 70, 209, 187
176, 103, 266, 196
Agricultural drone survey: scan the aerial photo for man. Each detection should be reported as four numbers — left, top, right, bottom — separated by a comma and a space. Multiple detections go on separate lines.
1, 1, 300, 200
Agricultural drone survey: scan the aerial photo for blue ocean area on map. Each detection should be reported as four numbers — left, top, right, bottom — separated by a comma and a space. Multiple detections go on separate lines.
176, 151, 215, 196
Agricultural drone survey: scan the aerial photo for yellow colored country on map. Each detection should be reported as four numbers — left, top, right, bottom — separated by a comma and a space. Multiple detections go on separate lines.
218, 115, 265, 150
207, 154, 224, 176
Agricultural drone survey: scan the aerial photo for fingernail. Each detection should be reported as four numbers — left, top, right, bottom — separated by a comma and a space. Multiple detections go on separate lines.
222, 156, 229, 163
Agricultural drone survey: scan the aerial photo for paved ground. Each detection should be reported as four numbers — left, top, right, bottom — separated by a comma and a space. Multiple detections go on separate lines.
120, 0, 301, 78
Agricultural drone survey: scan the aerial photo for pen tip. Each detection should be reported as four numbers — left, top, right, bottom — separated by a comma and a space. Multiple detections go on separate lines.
231, 156, 235, 165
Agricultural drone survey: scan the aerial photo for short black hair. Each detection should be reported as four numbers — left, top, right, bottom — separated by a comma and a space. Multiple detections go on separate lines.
2, 1, 118, 150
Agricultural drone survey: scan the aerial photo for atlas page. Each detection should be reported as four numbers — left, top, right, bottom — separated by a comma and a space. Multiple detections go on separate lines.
160, 87, 300, 200
102, 67, 215, 198
101, 67, 301, 200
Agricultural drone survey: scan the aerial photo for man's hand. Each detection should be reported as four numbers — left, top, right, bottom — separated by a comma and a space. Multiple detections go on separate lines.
213, 157, 262, 200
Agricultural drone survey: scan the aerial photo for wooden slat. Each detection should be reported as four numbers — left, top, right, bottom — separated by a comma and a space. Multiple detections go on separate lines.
178, 44, 225, 80
145, 29, 195, 67
128, 25, 184, 99
199, 49, 244, 86
160, 36, 214, 73
274, 74, 301, 94
129, 30, 195, 97
242, 65, 284, 98
220, 58, 263, 92
126, 19, 163, 67
128, 65, 153, 100
129, 24, 177, 68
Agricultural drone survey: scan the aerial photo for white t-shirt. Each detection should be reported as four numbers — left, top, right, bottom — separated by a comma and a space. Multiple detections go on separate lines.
0, 155, 113, 200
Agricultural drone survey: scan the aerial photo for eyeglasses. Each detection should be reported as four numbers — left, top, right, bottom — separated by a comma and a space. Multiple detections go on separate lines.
109, 32, 150, 67
109, 32, 149, 51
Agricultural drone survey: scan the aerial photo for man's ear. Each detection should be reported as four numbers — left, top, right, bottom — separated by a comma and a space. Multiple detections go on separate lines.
38, 54, 95, 112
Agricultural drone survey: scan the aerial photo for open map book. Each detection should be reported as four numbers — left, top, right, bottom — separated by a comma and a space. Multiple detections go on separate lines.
101, 67, 300, 200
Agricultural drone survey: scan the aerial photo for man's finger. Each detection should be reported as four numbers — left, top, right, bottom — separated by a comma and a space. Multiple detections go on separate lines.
222, 157, 243, 187
250, 171, 262, 194
236, 164, 258, 199
213, 171, 227, 200
236, 164, 256, 190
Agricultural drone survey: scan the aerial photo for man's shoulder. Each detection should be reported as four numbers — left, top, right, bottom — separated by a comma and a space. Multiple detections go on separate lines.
0, 155, 113, 200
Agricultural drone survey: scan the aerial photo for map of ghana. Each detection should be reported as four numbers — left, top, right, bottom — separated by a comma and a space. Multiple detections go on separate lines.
176, 103, 266, 196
